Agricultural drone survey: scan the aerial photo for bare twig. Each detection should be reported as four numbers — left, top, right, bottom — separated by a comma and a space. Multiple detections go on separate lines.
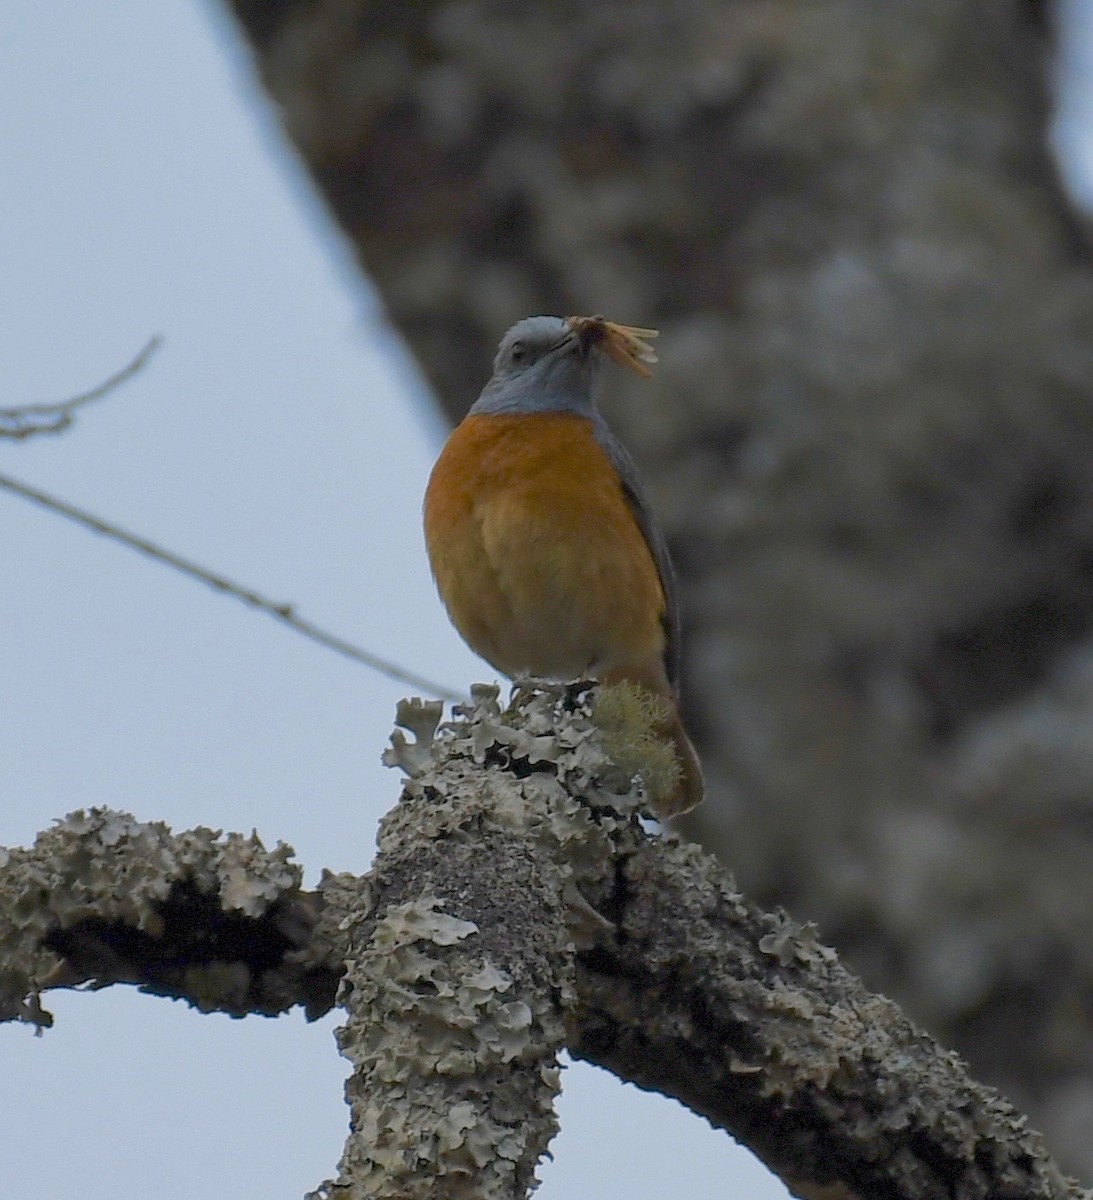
0, 337, 162, 440
0, 470, 463, 701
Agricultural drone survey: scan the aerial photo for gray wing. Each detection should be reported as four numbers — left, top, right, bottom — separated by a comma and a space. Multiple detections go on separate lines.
592, 418, 682, 691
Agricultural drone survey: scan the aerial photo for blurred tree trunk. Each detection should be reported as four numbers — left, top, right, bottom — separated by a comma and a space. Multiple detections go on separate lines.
224, 0, 1093, 1177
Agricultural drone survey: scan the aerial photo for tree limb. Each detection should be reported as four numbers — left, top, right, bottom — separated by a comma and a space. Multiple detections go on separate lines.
0, 469, 461, 701
310, 691, 577, 1198
570, 829, 1078, 1200
0, 809, 340, 1025
1, 686, 1085, 1198
0, 337, 161, 439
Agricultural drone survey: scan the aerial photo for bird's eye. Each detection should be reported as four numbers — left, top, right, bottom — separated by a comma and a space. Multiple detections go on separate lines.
510, 341, 526, 364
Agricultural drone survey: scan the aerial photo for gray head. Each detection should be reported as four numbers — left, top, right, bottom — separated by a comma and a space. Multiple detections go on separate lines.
470, 315, 603, 417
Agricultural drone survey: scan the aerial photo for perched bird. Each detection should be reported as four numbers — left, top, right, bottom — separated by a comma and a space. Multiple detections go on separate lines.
423, 314, 703, 816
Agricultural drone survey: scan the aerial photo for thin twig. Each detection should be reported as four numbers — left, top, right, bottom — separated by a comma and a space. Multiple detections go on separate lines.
0, 337, 162, 440
0, 469, 463, 702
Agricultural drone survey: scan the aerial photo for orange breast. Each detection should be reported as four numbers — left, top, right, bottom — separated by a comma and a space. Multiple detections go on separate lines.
423, 412, 667, 682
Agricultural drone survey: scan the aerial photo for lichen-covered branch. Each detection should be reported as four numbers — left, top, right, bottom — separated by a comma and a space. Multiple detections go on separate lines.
0, 810, 340, 1025
309, 691, 583, 1198
569, 828, 1086, 1200
367, 686, 1086, 1200
2, 686, 1086, 1197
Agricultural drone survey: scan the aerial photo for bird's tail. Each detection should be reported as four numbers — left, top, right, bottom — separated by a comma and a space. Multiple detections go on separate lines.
659, 707, 705, 818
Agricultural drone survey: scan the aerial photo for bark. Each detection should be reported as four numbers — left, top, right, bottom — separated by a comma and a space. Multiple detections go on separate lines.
0, 810, 340, 1025
221, 0, 1093, 1175
1, 686, 1087, 1199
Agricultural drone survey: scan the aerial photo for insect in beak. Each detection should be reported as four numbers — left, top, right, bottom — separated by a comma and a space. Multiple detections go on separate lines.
564, 314, 659, 378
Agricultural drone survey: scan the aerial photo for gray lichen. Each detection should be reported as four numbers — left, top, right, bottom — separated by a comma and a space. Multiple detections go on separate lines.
325, 896, 559, 1197
569, 819, 1087, 1200
0, 808, 336, 1025
314, 683, 647, 1198
4, 685, 1085, 1198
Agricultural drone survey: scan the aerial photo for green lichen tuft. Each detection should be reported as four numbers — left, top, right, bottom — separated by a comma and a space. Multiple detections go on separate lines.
592, 681, 682, 811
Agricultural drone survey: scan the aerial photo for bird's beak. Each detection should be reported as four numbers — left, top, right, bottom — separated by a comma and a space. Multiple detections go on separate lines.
548, 329, 584, 357
546, 319, 600, 362
573, 316, 605, 354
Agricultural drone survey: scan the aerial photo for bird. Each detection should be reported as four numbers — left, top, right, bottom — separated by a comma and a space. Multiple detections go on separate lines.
423, 314, 703, 816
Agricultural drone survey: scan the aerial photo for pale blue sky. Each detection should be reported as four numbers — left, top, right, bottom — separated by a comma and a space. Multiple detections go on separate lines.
1, 3, 1090, 1198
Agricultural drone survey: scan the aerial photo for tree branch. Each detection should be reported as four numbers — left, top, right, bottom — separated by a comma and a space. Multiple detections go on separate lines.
0, 809, 341, 1025
1, 686, 1085, 1198
310, 692, 577, 1198
0, 337, 161, 439
568, 830, 1081, 1200
0, 469, 462, 701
